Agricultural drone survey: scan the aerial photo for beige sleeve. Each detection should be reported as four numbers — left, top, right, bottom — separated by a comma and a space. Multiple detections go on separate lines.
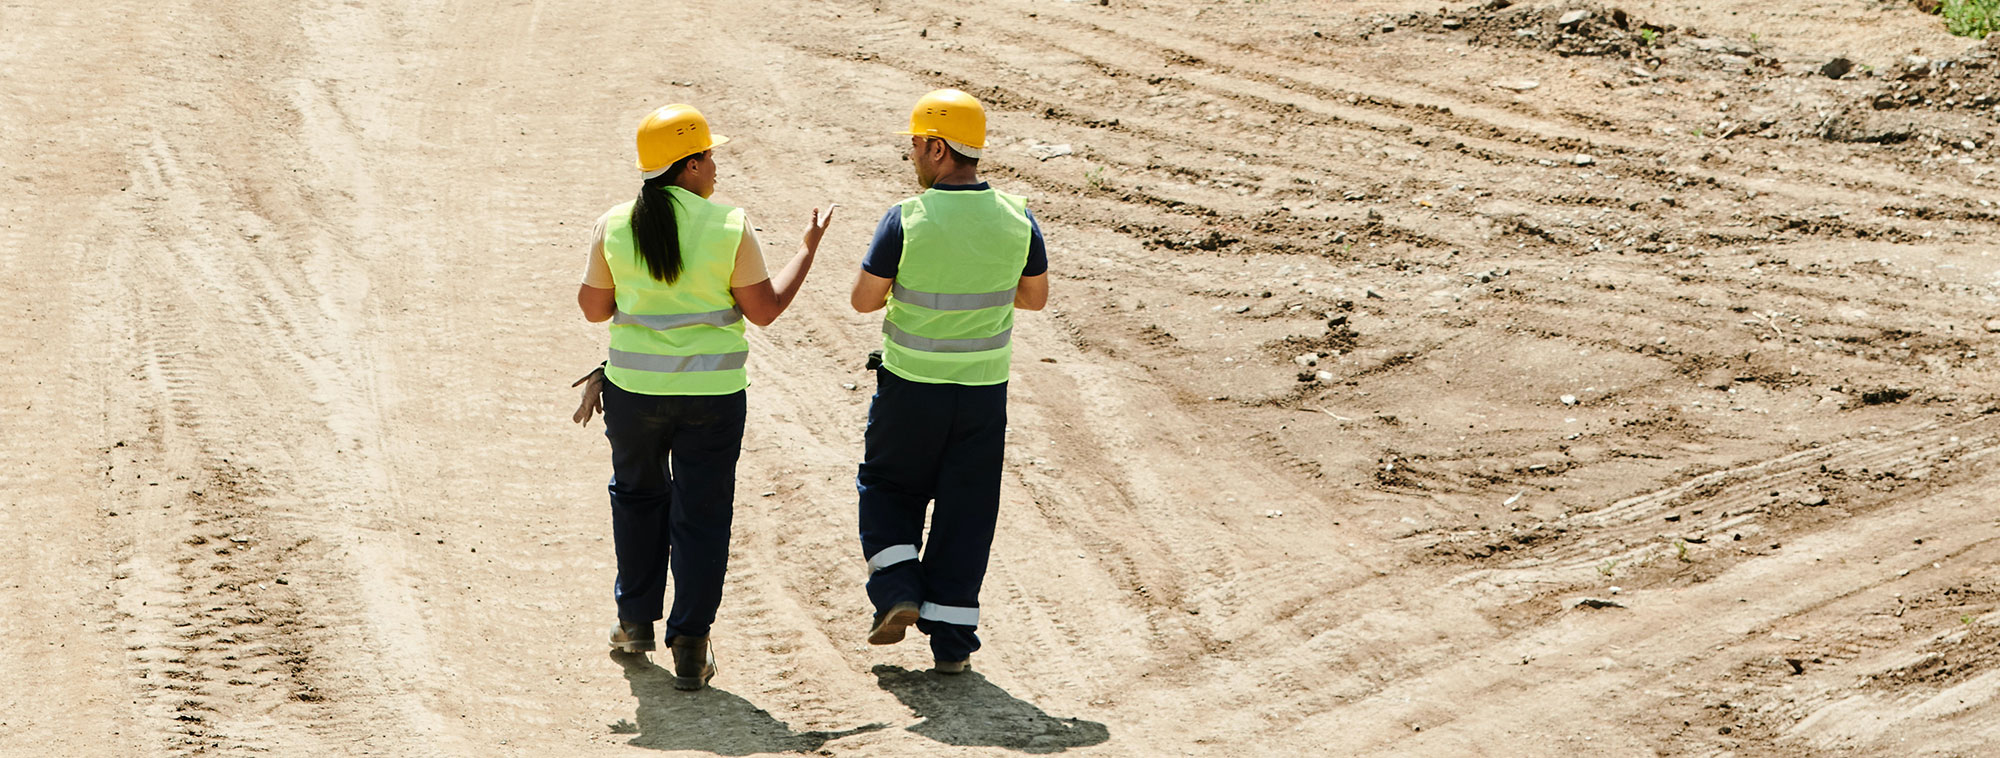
730, 223, 770, 288
581, 215, 614, 289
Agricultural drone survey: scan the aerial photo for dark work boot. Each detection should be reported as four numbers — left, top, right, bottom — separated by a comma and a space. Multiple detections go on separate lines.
610, 620, 656, 653
868, 601, 921, 645
670, 635, 716, 691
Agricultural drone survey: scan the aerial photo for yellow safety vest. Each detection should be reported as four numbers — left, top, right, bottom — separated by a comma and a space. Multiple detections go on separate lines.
881, 188, 1032, 385
601, 186, 749, 395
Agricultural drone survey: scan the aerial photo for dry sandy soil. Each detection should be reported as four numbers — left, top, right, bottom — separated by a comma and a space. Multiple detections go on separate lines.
6, 0, 2000, 755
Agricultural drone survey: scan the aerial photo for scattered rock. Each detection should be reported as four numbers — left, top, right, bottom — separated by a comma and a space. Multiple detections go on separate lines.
1441, 17, 1463, 29
1571, 153, 1596, 166
1820, 57, 1853, 80
1571, 597, 1625, 609
1799, 492, 1828, 506
841, 382, 858, 391
1364, 288, 1385, 299
1026, 143, 1074, 161
1896, 55, 1932, 80
1984, 319, 2000, 333
1689, 37, 1754, 56
1294, 353, 1318, 367
1557, 9, 1591, 26
1860, 387, 1911, 405
1560, 394, 1578, 405
1492, 79, 1540, 92
1315, 370, 1335, 382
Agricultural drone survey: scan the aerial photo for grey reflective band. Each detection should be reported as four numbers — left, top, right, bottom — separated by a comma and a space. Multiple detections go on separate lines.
919, 602, 980, 627
892, 282, 1016, 311
608, 349, 748, 373
867, 544, 920, 573
612, 307, 743, 330
882, 322, 1012, 353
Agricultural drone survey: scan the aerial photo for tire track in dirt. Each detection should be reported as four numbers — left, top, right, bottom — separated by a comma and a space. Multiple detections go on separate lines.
1425, 413, 2000, 578
802, 0, 1989, 291
99, 119, 344, 755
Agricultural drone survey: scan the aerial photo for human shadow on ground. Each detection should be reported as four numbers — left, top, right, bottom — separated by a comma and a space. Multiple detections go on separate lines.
871, 664, 1110, 753
611, 652, 884, 754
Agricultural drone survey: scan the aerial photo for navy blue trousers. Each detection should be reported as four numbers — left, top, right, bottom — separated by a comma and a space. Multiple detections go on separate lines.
857, 370, 1007, 661
602, 381, 745, 641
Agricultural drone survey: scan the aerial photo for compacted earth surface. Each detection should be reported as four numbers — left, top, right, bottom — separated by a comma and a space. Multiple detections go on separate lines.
4, 0, 1998, 755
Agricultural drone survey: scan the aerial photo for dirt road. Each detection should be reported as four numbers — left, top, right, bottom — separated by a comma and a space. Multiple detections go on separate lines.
5, 0, 1999, 755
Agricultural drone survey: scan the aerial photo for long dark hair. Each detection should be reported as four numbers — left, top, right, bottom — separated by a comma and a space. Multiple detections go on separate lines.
630, 151, 703, 283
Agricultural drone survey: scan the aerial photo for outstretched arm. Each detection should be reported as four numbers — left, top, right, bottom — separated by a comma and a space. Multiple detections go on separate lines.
736, 204, 836, 326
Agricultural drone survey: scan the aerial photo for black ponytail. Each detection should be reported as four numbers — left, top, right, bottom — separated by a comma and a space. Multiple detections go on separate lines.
630, 151, 704, 283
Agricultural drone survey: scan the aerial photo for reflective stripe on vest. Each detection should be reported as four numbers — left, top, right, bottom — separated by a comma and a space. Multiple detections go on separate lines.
883, 321, 1013, 353
890, 282, 1016, 311
880, 188, 1032, 386
608, 348, 749, 374
600, 186, 750, 396
612, 306, 744, 330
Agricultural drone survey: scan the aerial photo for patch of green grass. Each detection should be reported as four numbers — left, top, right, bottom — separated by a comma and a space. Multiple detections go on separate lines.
1638, 28, 1660, 46
1675, 539, 1692, 563
1941, 0, 2000, 39
1085, 165, 1107, 191
1597, 558, 1620, 577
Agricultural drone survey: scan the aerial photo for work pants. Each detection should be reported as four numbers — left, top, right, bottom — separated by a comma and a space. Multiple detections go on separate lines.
857, 369, 1007, 662
602, 381, 745, 641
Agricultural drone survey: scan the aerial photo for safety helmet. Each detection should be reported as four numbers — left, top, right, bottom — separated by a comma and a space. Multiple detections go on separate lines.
897, 89, 985, 158
636, 104, 729, 178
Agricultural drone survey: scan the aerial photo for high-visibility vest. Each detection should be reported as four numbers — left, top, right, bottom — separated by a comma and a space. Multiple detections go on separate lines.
601, 186, 749, 396
881, 188, 1032, 385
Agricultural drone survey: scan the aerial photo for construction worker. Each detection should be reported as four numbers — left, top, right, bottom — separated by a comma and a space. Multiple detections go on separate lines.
573, 104, 833, 691
850, 89, 1049, 674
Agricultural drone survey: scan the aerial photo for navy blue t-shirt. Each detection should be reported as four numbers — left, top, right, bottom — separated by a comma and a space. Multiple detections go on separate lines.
859, 182, 1049, 279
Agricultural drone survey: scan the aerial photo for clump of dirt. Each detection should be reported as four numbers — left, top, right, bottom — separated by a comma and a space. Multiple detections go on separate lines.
1403, 2, 1682, 59
1863, 43, 2000, 120
1866, 626, 2000, 693
1261, 317, 1361, 364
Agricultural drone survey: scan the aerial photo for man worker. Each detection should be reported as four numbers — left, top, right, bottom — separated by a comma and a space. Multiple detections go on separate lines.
850, 88, 1049, 674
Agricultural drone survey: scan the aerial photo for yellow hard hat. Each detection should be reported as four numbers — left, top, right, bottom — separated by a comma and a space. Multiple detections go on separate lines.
897, 89, 986, 152
636, 104, 729, 176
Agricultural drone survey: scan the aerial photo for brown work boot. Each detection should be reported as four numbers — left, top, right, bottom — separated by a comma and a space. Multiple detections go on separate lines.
609, 620, 656, 653
867, 601, 921, 645
934, 656, 971, 675
670, 635, 716, 691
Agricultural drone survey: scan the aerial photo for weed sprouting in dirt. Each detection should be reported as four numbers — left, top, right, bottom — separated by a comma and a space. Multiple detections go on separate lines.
1940, 0, 2000, 38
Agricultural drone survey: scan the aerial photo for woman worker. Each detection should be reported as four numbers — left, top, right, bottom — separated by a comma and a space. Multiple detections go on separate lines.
573, 103, 833, 691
